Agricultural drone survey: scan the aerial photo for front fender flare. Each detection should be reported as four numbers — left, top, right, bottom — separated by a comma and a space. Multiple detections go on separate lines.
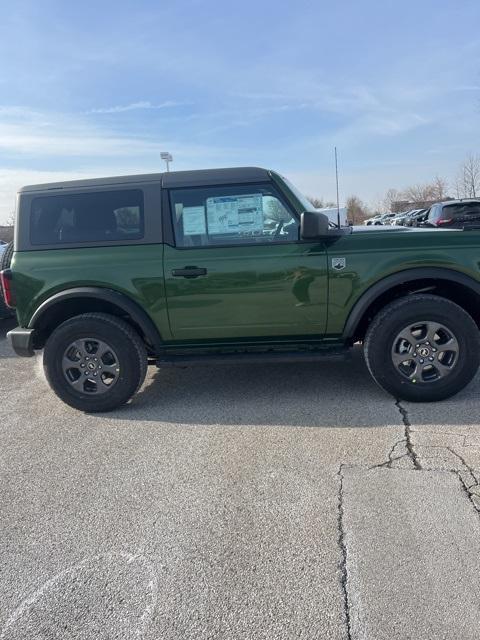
342, 267, 480, 340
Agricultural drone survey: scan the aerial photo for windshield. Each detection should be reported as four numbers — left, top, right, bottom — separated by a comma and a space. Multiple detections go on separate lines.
276, 174, 315, 212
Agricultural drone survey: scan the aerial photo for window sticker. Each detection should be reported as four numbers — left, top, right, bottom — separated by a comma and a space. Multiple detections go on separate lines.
182, 206, 206, 235
206, 194, 263, 235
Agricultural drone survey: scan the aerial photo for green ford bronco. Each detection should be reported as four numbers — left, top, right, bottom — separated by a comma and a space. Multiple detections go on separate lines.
2, 167, 480, 412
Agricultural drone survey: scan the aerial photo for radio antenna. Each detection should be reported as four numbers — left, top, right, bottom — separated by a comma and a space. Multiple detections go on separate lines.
335, 146, 341, 228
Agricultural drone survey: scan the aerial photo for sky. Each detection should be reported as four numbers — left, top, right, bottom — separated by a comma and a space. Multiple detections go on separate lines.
0, 0, 479, 222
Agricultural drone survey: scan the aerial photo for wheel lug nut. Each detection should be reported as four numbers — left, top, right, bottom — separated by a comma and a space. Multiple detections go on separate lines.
84, 371, 89, 376
429, 357, 434, 361
425, 341, 430, 345
80, 363, 85, 368
419, 359, 424, 364
413, 352, 417, 357
432, 348, 437, 352
93, 372, 97, 376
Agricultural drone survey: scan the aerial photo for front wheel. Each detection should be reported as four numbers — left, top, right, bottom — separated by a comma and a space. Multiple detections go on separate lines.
44, 313, 147, 412
364, 295, 480, 402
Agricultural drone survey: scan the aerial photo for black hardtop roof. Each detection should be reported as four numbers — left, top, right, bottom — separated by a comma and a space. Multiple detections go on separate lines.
18, 166, 272, 193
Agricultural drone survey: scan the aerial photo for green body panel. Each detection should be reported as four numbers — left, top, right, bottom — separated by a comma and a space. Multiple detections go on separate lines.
9, 172, 480, 355
11, 244, 172, 339
11, 228, 480, 349
163, 242, 328, 341
326, 228, 480, 335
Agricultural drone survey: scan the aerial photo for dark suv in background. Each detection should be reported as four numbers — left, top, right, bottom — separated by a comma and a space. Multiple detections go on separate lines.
422, 200, 480, 229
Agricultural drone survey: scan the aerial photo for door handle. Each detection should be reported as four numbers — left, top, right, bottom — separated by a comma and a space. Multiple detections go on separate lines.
171, 266, 208, 278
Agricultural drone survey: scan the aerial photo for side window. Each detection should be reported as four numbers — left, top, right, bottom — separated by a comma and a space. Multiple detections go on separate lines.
169, 183, 298, 247
30, 189, 144, 245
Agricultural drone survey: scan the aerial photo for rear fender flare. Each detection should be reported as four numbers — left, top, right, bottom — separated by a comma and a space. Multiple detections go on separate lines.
28, 287, 163, 353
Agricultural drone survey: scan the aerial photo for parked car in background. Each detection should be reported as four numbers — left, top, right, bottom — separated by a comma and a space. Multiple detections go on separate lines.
420, 200, 480, 229
365, 213, 397, 225
391, 211, 411, 226
403, 209, 427, 227
378, 212, 397, 225
393, 209, 426, 227
364, 215, 382, 225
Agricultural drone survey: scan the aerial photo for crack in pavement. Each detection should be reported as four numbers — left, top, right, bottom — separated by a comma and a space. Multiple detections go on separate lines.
393, 402, 480, 512
341, 397, 480, 637
395, 400, 422, 470
337, 465, 352, 640
368, 400, 419, 470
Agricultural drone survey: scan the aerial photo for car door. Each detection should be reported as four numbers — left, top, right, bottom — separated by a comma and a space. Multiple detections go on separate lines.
163, 181, 328, 342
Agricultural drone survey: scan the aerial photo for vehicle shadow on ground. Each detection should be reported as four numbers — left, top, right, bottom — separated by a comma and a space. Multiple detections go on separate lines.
2, 320, 479, 428
0, 318, 17, 356
109, 345, 480, 428
103, 347, 399, 428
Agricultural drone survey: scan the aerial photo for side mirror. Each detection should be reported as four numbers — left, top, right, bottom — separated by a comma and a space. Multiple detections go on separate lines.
300, 211, 330, 239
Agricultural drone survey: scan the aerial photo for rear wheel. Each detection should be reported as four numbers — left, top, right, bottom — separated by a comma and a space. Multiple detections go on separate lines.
44, 313, 147, 412
364, 295, 480, 402
1, 241, 13, 271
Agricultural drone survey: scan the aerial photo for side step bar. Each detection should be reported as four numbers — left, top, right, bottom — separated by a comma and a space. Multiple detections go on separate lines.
156, 348, 350, 367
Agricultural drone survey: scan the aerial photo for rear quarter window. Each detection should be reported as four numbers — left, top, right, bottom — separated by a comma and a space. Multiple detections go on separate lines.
30, 189, 144, 245
442, 202, 480, 219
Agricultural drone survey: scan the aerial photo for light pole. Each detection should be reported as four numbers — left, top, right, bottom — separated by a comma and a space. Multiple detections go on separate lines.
160, 151, 173, 172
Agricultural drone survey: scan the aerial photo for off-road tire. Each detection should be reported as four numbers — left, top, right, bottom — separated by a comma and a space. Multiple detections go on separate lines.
1, 241, 13, 271
364, 294, 480, 402
0, 242, 14, 318
44, 313, 148, 412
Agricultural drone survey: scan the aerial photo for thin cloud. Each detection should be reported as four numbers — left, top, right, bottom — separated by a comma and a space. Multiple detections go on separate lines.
0, 107, 223, 160
87, 100, 186, 114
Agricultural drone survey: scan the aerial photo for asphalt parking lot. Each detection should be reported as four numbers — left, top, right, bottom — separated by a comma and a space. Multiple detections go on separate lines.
2, 318, 480, 639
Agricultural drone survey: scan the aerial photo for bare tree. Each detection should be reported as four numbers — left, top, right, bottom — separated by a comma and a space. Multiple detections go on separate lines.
454, 174, 463, 199
382, 176, 448, 211
307, 196, 337, 209
307, 196, 324, 208
382, 188, 401, 212
402, 179, 447, 204
432, 175, 448, 200
6, 211, 15, 227
456, 154, 480, 198
346, 195, 370, 225
402, 184, 427, 203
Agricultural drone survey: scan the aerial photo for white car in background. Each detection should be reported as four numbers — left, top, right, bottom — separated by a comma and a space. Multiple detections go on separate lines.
365, 212, 397, 225
315, 206, 348, 227
364, 215, 382, 225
